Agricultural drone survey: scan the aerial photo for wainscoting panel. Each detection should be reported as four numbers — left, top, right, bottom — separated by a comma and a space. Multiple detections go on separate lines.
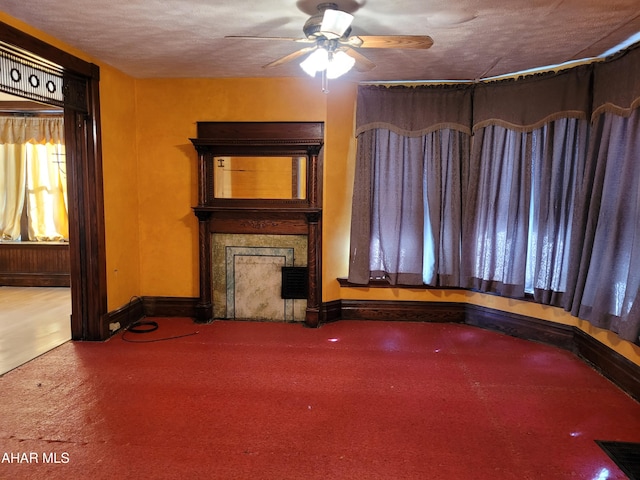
0, 242, 70, 287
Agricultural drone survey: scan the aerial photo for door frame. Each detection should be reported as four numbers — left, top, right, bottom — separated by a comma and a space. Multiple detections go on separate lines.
0, 21, 108, 340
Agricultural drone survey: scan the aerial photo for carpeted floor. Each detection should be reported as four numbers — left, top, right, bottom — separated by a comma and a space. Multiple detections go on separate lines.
1, 318, 639, 479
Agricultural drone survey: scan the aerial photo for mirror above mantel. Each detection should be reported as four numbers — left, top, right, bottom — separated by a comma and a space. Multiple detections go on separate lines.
213, 155, 307, 200
190, 121, 323, 210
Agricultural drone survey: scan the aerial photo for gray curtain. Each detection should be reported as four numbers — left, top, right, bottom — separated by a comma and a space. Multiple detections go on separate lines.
566, 45, 640, 342
347, 50, 640, 343
463, 67, 591, 298
348, 84, 471, 285
528, 118, 588, 305
462, 125, 533, 296
368, 129, 425, 285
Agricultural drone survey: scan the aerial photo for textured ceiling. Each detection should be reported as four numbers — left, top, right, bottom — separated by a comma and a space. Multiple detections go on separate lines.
2, 0, 640, 82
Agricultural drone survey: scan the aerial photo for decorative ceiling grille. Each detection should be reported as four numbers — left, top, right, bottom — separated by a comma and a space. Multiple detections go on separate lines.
0, 42, 64, 107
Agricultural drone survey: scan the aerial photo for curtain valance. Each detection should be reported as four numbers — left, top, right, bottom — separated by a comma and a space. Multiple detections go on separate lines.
355, 84, 473, 136
592, 44, 640, 119
472, 65, 592, 132
0, 116, 64, 144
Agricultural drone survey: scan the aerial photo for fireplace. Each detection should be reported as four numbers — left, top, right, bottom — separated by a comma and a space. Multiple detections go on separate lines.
190, 122, 324, 326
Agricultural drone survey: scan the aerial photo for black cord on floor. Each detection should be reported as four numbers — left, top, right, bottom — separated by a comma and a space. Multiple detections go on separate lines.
121, 296, 199, 343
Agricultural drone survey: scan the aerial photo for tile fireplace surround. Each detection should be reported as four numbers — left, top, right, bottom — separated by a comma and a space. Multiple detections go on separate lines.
212, 233, 308, 321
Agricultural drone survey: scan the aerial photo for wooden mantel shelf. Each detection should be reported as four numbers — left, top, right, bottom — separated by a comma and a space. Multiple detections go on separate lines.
193, 205, 322, 214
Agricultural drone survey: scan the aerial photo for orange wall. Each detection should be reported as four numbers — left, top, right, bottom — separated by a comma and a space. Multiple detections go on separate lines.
133, 77, 328, 297
323, 81, 358, 301
100, 66, 141, 310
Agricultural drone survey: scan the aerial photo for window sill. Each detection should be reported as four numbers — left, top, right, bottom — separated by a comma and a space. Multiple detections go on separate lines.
337, 277, 535, 301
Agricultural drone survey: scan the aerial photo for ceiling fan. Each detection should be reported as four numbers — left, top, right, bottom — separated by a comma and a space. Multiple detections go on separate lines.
226, 2, 434, 91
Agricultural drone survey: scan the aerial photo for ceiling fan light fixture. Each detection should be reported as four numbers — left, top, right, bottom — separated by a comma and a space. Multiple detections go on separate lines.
320, 9, 354, 39
326, 50, 356, 79
300, 47, 329, 76
300, 47, 355, 80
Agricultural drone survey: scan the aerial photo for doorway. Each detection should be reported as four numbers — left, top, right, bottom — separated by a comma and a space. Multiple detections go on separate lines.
0, 93, 71, 373
0, 22, 107, 342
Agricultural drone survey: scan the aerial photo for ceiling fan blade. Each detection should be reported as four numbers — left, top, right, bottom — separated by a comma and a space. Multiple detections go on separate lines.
262, 47, 316, 69
225, 36, 313, 43
352, 35, 434, 49
342, 47, 376, 72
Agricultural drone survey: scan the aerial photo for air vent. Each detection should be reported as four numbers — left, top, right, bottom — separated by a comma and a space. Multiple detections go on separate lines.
281, 267, 308, 299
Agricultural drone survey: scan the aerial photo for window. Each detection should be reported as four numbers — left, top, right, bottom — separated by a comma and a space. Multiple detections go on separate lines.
0, 113, 67, 242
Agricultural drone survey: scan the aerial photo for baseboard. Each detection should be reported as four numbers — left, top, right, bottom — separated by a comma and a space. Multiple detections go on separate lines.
103, 296, 198, 338
341, 299, 466, 323
322, 299, 342, 324
142, 296, 199, 318
574, 329, 640, 402
0, 272, 70, 287
465, 303, 575, 351
102, 297, 144, 337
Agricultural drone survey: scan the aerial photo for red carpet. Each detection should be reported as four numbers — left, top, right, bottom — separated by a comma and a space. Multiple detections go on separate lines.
1, 319, 639, 479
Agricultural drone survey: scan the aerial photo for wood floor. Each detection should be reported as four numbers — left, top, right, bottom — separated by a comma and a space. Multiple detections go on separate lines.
0, 286, 71, 375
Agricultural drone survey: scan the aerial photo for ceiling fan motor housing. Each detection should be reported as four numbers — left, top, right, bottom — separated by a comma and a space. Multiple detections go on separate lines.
303, 2, 352, 40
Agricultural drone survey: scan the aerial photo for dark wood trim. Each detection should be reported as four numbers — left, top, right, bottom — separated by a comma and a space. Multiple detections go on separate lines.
0, 273, 69, 287
574, 329, 640, 402
321, 299, 343, 324
204, 209, 315, 235
86, 66, 108, 340
340, 299, 467, 323
465, 303, 576, 351
337, 277, 467, 290
0, 242, 70, 287
1, 21, 107, 341
0, 101, 63, 113
0, 21, 95, 78
142, 296, 199, 318
66, 102, 108, 341
103, 297, 144, 333
105, 296, 199, 336
195, 210, 213, 323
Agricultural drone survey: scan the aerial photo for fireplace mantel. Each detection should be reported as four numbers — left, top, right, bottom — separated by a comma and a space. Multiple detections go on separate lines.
190, 122, 324, 327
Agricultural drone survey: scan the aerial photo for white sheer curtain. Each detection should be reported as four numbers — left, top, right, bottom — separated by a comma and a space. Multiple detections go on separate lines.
0, 143, 26, 239
0, 116, 67, 241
